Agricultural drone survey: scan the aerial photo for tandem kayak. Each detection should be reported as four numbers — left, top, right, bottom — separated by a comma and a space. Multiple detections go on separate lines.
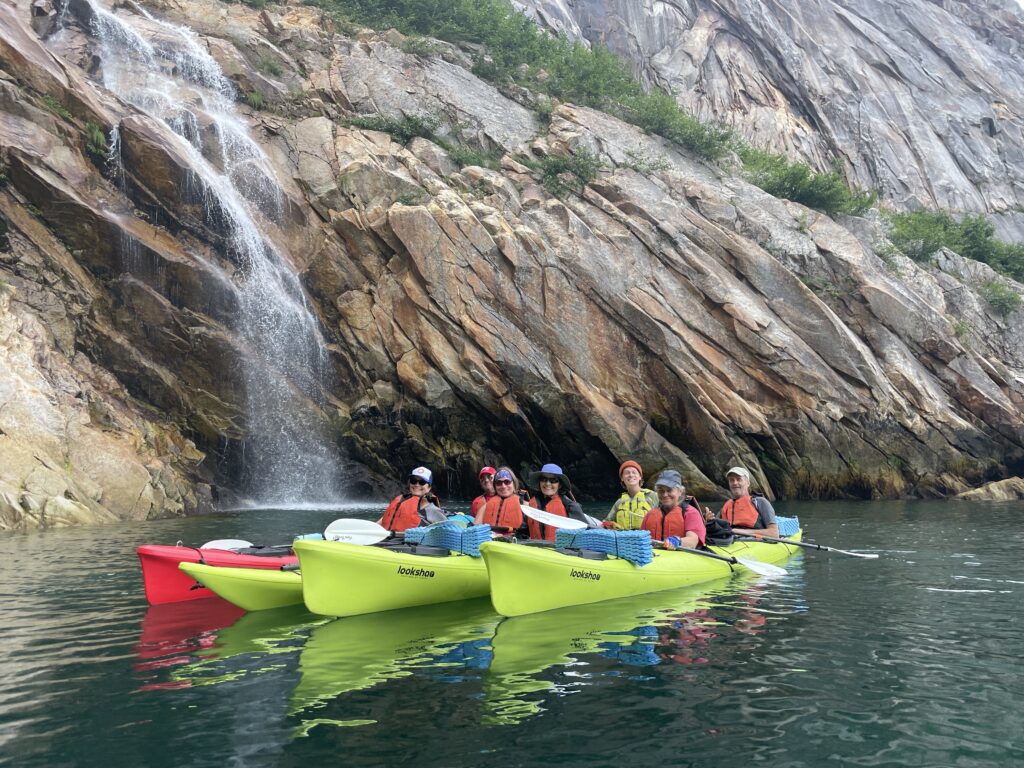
178, 562, 304, 612
480, 533, 803, 616
137, 544, 298, 605
293, 539, 489, 617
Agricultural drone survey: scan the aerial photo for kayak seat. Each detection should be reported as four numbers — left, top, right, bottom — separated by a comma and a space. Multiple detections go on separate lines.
233, 545, 294, 557
560, 548, 609, 561
377, 543, 452, 557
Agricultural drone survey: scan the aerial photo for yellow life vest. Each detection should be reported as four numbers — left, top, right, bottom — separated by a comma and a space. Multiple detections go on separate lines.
613, 489, 655, 530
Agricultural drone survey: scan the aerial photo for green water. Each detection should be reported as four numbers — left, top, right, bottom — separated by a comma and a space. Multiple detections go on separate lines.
1, 501, 1021, 767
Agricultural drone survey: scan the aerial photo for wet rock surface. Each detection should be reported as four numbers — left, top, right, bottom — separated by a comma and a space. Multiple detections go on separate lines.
1, 0, 1023, 527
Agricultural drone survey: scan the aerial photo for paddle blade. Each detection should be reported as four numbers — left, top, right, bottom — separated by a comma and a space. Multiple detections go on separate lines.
522, 507, 588, 530
323, 518, 391, 545
835, 550, 879, 559
735, 556, 787, 577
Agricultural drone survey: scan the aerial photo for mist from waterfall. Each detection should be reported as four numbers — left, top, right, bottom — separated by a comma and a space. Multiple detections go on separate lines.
80, 0, 343, 505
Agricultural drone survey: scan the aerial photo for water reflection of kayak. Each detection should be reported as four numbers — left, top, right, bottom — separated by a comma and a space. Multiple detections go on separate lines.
167, 605, 325, 687
290, 598, 499, 716
134, 598, 246, 670
484, 578, 778, 724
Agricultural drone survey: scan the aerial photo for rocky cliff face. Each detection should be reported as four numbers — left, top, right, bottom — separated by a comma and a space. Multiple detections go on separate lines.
1, 0, 1023, 528
514, 0, 1024, 241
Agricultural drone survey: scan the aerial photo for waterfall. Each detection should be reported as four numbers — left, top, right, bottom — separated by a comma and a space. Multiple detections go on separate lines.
78, 0, 343, 506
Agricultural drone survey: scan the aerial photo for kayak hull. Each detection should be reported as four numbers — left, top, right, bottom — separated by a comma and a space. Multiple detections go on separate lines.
178, 562, 304, 611
481, 533, 802, 616
137, 544, 297, 605
293, 540, 489, 617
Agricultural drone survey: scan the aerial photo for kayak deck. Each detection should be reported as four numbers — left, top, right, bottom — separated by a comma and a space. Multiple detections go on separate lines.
293, 539, 489, 617
178, 562, 303, 612
481, 532, 803, 616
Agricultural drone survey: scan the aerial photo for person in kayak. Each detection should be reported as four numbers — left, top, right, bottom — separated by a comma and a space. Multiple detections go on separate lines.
641, 469, 706, 549
526, 463, 586, 541
474, 467, 527, 535
470, 466, 497, 518
603, 460, 657, 530
718, 466, 779, 538
378, 466, 444, 532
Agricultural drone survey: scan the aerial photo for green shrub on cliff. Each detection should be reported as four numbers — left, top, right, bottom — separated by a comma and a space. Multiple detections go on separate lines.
886, 210, 1024, 281
977, 281, 1021, 316
524, 149, 603, 198
347, 113, 441, 143
307, 0, 731, 159
738, 146, 876, 216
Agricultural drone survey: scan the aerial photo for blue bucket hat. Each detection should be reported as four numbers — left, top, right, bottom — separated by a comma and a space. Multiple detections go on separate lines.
653, 469, 683, 490
528, 463, 572, 492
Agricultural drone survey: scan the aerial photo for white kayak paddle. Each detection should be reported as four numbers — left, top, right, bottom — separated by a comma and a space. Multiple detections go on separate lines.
521, 506, 589, 530
323, 518, 393, 545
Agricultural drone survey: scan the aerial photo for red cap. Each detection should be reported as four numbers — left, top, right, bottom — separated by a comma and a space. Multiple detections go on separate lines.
619, 460, 643, 479
478, 466, 497, 478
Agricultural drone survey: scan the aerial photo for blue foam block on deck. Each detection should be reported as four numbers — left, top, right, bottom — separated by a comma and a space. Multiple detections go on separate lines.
555, 528, 653, 566
776, 516, 800, 537
403, 523, 491, 557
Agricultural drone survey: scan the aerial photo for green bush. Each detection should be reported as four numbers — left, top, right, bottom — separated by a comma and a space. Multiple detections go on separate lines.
886, 210, 1024, 281
400, 36, 446, 57
738, 146, 876, 216
526, 149, 602, 198
977, 281, 1021, 316
444, 142, 502, 170
85, 123, 108, 156
244, 91, 266, 110
259, 57, 284, 77
42, 95, 72, 121
306, 0, 730, 159
886, 209, 960, 262
347, 113, 441, 143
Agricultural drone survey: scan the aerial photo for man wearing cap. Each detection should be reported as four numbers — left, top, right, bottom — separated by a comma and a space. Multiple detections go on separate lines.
471, 466, 497, 518
379, 466, 443, 532
640, 470, 706, 548
719, 466, 779, 538
604, 460, 658, 530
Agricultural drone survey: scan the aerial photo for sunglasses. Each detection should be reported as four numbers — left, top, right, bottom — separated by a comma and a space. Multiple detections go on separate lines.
539, 476, 560, 483
494, 479, 513, 486
408, 478, 429, 486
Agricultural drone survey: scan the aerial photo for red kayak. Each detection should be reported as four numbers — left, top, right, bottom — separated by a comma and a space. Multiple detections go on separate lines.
137, 543, 297, 605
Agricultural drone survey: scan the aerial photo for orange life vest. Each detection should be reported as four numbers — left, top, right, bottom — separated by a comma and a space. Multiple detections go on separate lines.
480, 495, 524, 532
527, 495, 567, 542
641, 505, 703, 543
719, 495, 760, 528
471, 493, 494, 517
379, 494, 422, 532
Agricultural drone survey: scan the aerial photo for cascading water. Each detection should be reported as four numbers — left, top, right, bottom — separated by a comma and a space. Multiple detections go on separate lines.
76, 0, 343, 506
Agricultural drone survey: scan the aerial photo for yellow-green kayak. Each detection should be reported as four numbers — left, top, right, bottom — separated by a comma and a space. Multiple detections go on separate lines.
292, 540, 490, 617
178, 562, 303, 611
480, 533, 802, 616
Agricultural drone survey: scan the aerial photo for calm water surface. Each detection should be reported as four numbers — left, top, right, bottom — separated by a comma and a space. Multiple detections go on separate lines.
1, 501, 1022, 767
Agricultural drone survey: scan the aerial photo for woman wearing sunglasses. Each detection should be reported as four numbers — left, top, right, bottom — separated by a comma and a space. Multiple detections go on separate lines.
378, 466, 443, 532
526, 463, 586, 541
474, 466, 527, 535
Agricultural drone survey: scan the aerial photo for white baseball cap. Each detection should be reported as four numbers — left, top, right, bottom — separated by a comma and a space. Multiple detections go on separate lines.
408, 466, 433, 484
725, 466, 750, 481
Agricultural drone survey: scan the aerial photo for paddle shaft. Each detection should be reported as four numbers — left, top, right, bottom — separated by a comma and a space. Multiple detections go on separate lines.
654, 541, 741, 567
734, 533, 878, 559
